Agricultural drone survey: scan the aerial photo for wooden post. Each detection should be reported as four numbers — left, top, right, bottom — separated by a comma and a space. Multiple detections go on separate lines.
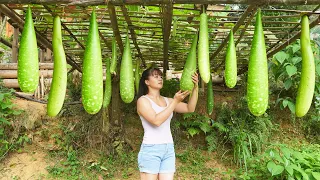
45, 48, 52, 62
40, 74, 44, 98
39, 49, 45, 62
200, 78, 205, 93
12, 27, 19, 63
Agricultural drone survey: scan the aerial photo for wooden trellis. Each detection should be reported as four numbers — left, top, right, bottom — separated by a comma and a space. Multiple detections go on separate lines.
0, 0, 319, 75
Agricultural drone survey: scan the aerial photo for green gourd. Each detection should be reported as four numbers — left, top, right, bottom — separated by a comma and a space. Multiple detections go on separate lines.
225, 29, 237, 88
180, 34, 198, 91
247, 9, 269, 116
198, 12, 211, 83
295, 15, 315, 117
120, 35, 134, 103
18, 7, 39, 93
82, 10, 103, 114
47, 16, 67, 117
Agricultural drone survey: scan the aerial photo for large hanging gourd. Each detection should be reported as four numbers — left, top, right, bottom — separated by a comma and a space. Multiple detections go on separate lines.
82, 10, 103, 114
18, 7, 39, 93
247, 9, 269, 116
47, 16, 67, 117
180, 34, 198, 91
198, 11, 211, 83
295, 15, 315, 117
120, 35, 135, 103
102, 58, 112, 108
225, 29, 237, 88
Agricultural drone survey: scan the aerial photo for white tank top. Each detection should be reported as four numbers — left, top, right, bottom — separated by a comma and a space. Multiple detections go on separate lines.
139, 95, 173, 144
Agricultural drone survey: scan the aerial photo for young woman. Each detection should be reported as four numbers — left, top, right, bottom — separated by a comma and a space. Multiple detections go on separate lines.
136, 67, 199, 180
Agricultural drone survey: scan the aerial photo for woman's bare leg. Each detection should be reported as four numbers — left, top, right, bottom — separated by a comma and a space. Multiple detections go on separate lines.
140, 172, 158, 180
158, 173, 174, 180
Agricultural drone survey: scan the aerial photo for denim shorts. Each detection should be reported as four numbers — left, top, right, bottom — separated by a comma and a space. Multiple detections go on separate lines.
138, 143, 175, 174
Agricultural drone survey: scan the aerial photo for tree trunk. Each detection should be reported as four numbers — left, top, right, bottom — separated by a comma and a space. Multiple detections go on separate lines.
100, 69, 129, 156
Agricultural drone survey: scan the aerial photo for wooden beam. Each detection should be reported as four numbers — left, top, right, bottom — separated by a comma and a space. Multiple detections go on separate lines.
0, 16, 6, 35
0, 37, 12, 48
1, 0, 319, 5
210, 5, 256, 70
267, 15, 320, 58
0, 4, 82, 72
43, 5, 85, 50
162, 2, 173, 75
108, 4, 124, 54
1, 5, 50, 49
120, 5, 146, 67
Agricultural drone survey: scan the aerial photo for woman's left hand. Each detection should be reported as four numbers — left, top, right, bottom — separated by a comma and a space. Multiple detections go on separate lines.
192, 72, 199, 88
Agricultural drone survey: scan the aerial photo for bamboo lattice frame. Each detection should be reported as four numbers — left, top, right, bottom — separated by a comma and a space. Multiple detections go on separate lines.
0, 1, 319, 74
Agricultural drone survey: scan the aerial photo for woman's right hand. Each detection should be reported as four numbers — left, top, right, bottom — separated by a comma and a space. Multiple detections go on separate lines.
173, 90, 190, 103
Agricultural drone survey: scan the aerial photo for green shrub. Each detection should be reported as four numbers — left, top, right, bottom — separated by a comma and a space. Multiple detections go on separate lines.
0, 80, 25, 159
236, 143, 320, 180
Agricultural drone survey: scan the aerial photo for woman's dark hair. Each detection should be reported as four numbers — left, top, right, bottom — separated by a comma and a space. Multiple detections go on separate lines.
137, 67, 163, 99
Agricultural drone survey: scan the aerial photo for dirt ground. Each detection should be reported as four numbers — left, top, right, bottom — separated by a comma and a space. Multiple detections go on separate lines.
0, 145, 49, 180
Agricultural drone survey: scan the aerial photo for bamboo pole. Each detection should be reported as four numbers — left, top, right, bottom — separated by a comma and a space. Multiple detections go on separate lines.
0, 63, 54, 70
40, 74, 44, 98
0, 37, 12, 48
0, 69, 53, 79
0, 0, 319, 5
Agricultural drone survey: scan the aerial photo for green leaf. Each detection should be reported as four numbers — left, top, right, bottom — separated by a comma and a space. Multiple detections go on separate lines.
312, 172, 320, 180
0, 93, 4, 102
274, 152, 285, 164
291, 57, 302, 65
284, 79, 293, 90
292, 44, 300, 54
286, 65, 297, 77
275, 51, 288, 64
187, 128, 200, 137
286, 165, 294, 176
267, 161, 285, 176
287, 101, 295, 114
12, 110, 22, 115
269, 149, 276, 157
292, 152, 305, 161
0, 117, 11, 125
199, 123, 211, 134
295, 173, 302, 180
283, 99, 289, 108
283, 157, 290, 167
288, 176, 295, 180
280, 147, 292, 159
291, 164, 309, 180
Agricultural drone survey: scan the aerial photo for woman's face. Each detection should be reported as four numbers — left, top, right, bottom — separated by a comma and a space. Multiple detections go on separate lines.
145, 73, 163, 90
